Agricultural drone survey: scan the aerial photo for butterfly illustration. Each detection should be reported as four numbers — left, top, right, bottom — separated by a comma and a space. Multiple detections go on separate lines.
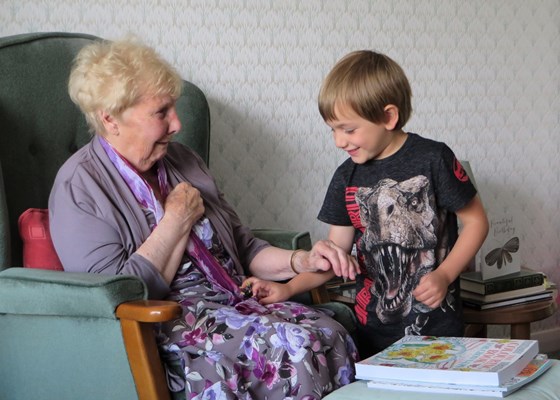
484, 237, 519, 269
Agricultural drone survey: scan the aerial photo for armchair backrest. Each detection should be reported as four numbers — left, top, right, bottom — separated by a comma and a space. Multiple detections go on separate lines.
0, 32, 210, 269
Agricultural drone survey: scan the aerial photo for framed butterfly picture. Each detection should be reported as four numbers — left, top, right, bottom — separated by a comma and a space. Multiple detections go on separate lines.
480, 214, 521, 280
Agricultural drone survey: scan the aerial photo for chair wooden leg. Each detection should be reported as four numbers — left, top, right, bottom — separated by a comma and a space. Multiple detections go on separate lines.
116, 300, 182, 400
119, 318, 171, 400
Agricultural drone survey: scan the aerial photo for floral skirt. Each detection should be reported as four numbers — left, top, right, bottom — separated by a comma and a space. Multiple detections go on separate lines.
156, 297, 357, 400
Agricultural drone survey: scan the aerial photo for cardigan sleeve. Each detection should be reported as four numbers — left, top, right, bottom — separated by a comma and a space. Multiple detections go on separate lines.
49, 145, 170, 299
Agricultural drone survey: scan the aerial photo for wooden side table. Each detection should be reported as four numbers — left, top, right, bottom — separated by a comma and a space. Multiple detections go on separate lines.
463, 298, 557, 339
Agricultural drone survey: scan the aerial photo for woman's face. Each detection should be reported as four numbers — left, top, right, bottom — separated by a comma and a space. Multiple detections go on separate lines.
107, 94, 181, 173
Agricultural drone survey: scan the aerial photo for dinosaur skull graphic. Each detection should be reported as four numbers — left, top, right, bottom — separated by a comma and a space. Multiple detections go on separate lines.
356, 176, 437, 324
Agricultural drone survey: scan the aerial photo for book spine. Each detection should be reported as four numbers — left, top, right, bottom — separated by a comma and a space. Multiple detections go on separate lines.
462, 300, 484, 310
482, 274, 544, 295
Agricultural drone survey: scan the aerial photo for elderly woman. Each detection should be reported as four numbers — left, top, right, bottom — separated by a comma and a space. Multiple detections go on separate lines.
49, 37, 357, 399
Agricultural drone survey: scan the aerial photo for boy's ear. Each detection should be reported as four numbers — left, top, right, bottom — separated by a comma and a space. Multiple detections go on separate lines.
383, 105, 399, 130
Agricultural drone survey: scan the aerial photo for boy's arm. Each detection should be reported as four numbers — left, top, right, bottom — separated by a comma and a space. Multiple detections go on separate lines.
284, 269, 336, 298
440, 194, 489, 281
328, 225, 355, 252
413, 195, 489, 308
243, 270, 335, 304
327, 225, 359, 279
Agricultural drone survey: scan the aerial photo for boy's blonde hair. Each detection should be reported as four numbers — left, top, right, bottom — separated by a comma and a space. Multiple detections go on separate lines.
68, 37, 183, 134
318, 50, 412, 130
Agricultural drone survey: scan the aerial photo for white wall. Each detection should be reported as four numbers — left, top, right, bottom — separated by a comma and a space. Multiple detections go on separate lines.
1, 0, 558, 333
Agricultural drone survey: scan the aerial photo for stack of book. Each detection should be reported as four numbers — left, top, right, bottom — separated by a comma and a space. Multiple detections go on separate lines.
356, 335, 553, 397
460, 269, 556, 310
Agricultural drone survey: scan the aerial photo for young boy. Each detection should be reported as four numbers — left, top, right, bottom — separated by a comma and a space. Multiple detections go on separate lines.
245, 50, 488, 359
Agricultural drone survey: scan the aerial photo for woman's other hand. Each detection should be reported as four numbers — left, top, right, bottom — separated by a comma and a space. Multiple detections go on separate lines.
294, 240, 360, 281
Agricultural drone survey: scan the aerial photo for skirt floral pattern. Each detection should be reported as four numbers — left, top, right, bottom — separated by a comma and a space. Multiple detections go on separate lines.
156, 219, 357, 399
156, 262, 357, 400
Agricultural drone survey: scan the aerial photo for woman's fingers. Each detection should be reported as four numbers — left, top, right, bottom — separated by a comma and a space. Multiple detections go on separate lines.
308, 240, 359, 281
164, 182, 205, 225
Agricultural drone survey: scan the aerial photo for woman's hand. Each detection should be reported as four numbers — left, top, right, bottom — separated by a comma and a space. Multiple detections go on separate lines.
242, 277, 293, 305
163, 182, 205, 233
294, 240, 360, 281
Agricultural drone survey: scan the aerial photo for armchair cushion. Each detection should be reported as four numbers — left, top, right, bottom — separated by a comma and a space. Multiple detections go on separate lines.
0, 268, 146, 318
18, 208, 63, 270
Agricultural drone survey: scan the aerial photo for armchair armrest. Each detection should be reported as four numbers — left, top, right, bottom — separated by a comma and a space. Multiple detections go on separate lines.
0, 267, 180, 400
251, 228, 312, 251
0, 267, 146, 317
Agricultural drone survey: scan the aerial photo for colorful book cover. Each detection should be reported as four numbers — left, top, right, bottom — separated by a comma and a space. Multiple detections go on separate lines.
365, 354, 552, 397
355, 336, 539, 386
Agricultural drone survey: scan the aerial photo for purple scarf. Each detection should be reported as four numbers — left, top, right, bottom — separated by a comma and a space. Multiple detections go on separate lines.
99, 137, 242, 303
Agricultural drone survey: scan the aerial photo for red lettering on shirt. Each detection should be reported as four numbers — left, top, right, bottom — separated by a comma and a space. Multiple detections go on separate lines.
355, 278, 373, 325
345, 186, 364, 232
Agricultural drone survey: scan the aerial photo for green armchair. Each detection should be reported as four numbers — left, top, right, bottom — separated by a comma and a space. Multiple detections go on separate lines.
0, 32, 322, 400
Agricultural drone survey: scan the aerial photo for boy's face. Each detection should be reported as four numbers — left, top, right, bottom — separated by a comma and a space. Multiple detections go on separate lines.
326, 104, 402, 164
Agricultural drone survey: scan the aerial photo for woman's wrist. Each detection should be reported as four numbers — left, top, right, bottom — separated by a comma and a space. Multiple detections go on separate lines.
290, 249, 306, 274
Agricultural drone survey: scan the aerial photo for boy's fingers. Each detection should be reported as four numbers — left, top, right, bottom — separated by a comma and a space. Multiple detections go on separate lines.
241, 277, 255, 288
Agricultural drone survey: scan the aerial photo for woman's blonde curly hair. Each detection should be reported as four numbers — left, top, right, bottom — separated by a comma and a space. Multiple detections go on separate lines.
68, 36, 183, 134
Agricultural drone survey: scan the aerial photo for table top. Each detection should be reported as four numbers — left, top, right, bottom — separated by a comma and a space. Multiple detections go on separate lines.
324, 360, 560, 400
463, 298, 557, 325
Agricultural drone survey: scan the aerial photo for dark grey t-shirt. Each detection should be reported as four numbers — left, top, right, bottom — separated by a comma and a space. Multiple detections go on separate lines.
319, 133, 476, 355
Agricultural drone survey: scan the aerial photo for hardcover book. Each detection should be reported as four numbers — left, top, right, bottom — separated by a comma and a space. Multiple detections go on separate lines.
480, 214, 521, 280
460, 270, 545, 295
355, 336, 539, 386
460, 283, 547, 303
365, 354, 552, 397
462, 290, 554, 310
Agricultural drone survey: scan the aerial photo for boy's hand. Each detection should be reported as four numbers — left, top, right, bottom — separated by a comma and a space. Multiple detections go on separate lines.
241, 277, 292, 305
412, 269, 450, 309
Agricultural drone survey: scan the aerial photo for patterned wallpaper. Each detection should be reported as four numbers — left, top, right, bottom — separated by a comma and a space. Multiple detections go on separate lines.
1, 0, 559, 333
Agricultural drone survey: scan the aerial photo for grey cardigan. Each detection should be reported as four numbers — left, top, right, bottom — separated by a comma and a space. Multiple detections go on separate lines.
49, 137, 269, 299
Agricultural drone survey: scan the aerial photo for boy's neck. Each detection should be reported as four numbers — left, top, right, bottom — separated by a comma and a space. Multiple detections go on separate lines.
377, 129, 408, 160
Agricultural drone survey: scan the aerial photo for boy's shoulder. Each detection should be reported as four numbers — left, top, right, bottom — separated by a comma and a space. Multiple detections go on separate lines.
406, 132, 449, 153
330, 133, 452, 178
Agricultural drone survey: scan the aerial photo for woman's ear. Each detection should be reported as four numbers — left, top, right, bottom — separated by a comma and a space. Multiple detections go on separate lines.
99, 110, 119, 136
383, 105, 400, 130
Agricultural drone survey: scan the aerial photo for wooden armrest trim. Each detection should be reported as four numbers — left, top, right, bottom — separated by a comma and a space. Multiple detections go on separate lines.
116, 300, 182, 322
